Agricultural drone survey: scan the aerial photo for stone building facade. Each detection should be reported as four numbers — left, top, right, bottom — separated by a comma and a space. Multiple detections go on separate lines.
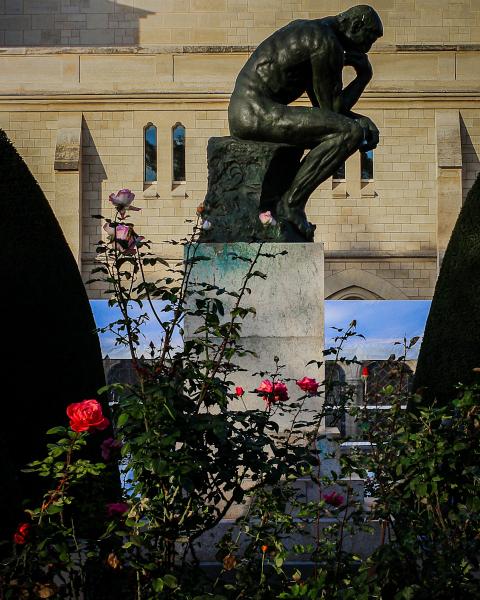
1, 0, 479, 300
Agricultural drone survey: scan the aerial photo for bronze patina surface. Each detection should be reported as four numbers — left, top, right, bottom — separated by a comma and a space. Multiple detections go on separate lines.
203, 5, 383, 243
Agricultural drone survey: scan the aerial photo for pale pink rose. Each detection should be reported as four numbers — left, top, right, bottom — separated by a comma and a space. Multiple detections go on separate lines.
259, 211, 276, 226
103, 222, 144, 254
109, 189, 140, 219
296, 377, 319, 394
114, 224, 131, 241
256, 379, 289, 406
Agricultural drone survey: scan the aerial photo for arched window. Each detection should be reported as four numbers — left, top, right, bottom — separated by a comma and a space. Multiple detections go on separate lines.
172, 122, 186, 183
333, 161, 346, 181
361, 149, 374, 181
144, 123, 157, 183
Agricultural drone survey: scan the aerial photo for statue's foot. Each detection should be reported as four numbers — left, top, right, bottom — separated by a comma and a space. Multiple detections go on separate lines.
277, 199, 316, 241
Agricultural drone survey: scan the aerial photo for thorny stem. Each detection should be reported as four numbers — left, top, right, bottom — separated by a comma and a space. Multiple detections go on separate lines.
40, 432, 80, 521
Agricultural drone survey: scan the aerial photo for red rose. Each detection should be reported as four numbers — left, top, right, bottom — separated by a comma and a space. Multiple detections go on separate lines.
256, 380, 289, 406
235, 386, 245, 397
66, 399, 109, 433
323, 491, 345, 508
13, 522, 31, 545
296, 376, 319, 394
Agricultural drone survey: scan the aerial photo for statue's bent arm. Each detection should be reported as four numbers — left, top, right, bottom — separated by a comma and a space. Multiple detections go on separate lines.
310, 45, 344, 113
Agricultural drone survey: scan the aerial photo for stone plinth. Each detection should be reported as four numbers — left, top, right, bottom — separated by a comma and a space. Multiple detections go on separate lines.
184, 242, 324, 431
199, 137, 306, 243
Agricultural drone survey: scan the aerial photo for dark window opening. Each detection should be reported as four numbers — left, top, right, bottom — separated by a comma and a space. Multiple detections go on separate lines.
361, 150, 374, 181
172, 123, 186, 183
144, 123, 157, 183
333, 161, 346, 181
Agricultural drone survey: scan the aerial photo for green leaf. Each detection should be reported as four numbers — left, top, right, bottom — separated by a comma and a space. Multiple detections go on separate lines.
46, 426, 67, 435
116, 413, 129, 427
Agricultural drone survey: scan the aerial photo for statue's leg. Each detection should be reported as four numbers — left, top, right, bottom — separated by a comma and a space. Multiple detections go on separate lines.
278, 123, 363, 240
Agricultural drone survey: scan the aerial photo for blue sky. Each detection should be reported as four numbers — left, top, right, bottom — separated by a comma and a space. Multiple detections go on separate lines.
91, 299, 430, 360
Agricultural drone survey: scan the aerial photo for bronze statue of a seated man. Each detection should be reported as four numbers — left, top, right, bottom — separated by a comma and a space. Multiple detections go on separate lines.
228, 4, 383, 241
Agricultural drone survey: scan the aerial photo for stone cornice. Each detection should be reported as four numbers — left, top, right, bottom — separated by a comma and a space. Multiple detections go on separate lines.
1, 43, 480, 55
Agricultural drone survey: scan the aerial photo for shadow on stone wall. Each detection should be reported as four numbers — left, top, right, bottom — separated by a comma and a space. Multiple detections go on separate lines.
82, 117, 107, 263
0, 0, 153, 47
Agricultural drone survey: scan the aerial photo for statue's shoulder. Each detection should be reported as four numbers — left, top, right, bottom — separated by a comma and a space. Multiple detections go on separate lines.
286, 19, 341, 52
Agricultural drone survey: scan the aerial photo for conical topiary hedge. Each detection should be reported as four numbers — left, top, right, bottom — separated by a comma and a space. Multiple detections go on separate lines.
414, 172, 480, 404
0, 129, 115, 539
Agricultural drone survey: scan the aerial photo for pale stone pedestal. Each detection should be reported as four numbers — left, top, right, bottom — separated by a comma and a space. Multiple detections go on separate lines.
183, 242, 375, 564
184, 242, 324, 431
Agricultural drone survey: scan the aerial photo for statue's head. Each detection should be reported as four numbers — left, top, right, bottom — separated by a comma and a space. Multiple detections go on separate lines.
336, 5, 383, 53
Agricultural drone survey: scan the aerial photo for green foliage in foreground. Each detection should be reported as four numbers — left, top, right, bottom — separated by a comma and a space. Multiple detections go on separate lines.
1, 208, 479, 599
414, 171, 480, 403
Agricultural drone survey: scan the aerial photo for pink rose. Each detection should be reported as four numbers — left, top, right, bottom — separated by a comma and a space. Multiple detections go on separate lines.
256, 379, 289, 406
235, 386, 245, 397
259, 211, 276, 226
323, 491, 345, 508
66, 399, 110, 433
13, 522, 31, 545
106, 502, 130, 517
101, 437, 123, 461
296, 377, 319, 394
103, 222, 144, 255
109, 189, 140, 219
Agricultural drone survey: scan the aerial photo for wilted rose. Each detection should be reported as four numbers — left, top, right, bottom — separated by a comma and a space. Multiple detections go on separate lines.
109, 189, 140, 219
101, 437, 123, 461
296, 377, 319, 394
223, 554, 237, 571
13, 523, 31, 545
33, 583, 57, 599
259, 211, 277, 226
256, 380, 289, 406
106, 502, 130, 517
107, 552, 121, 570
66, 399, 109, 433
323, 491, 345, 508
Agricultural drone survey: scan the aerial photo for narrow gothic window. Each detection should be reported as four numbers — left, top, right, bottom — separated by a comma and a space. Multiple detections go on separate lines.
144, 123, 157, 183
172, 123, 186, 183
361, 149, 374, 181
333, 161, 346, 181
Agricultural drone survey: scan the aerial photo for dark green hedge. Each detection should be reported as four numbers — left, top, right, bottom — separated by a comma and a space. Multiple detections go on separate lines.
414, 172, 480, 404
0, 129, 114, 538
